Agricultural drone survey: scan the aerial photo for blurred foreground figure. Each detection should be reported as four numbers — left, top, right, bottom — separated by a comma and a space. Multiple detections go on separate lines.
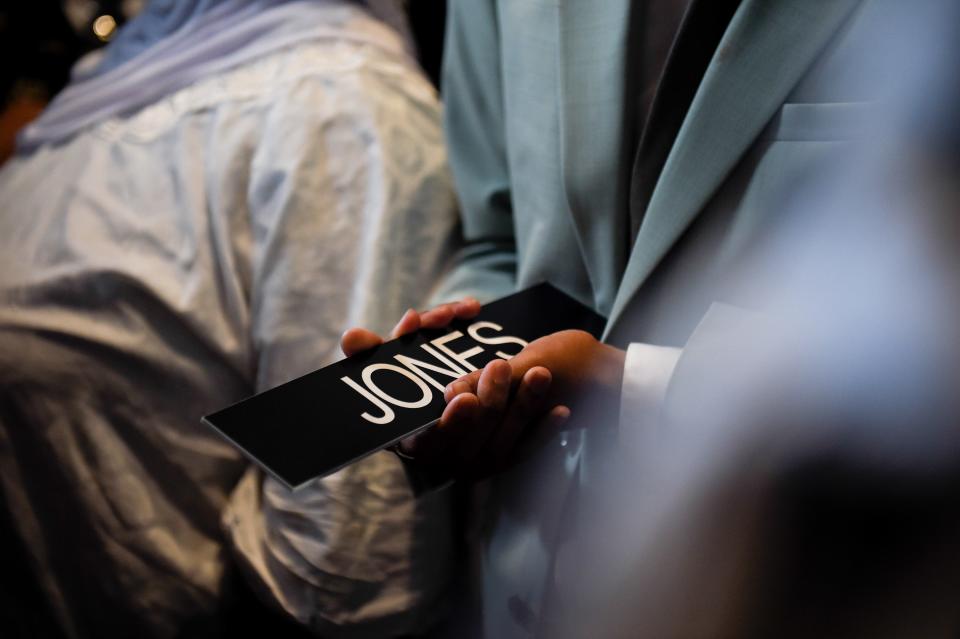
551, 2, 960, 637
559, 134, 960, 638
0, 1, 456, 637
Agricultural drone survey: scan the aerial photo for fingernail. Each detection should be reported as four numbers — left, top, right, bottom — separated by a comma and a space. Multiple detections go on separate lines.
492, 363, 510, 385
393, 309, 415, 332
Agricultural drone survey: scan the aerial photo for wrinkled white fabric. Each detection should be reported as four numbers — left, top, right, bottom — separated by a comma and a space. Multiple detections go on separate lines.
19, 0, 417, 152
0, 9, 457, 637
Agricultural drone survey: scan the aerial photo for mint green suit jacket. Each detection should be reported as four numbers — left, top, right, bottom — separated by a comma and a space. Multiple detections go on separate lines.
437, 0, 882, 635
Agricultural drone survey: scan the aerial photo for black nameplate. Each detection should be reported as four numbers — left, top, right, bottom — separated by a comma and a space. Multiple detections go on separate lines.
202, 283, 606, 489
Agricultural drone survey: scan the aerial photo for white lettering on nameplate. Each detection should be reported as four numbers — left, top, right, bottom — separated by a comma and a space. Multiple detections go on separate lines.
340, 321, 529, 424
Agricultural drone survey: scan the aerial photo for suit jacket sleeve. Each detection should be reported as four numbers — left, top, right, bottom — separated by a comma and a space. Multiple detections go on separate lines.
433, 0, 518, 305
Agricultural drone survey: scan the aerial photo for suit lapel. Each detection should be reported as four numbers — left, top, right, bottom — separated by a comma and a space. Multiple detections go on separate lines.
556, 0, 635, 315
604, 0, 862, 337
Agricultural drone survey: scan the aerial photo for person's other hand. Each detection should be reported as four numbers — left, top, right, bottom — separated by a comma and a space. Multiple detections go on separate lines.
408, 329, 626, 479
340, 298, 482, 356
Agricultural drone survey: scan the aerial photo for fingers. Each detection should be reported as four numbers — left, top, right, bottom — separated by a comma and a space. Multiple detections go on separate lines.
390, 308, 421, 338
340, 328, 383, 357
438, 359, 537, 473
486, 366, 552, 469
444, 360, 508, 464
402, 392, 479, 472
345, 297, 481, 357
440, 360, 508, 428
444, 376, 476, 402
420, 297, 481, 329
415, 366, 567, 480
437, 390, 480, 431
452, 297, 481, 319
477, 359, 511, 420
397, 398, 458, 460
419, 304, 455, 329
439, 359, 542, 477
